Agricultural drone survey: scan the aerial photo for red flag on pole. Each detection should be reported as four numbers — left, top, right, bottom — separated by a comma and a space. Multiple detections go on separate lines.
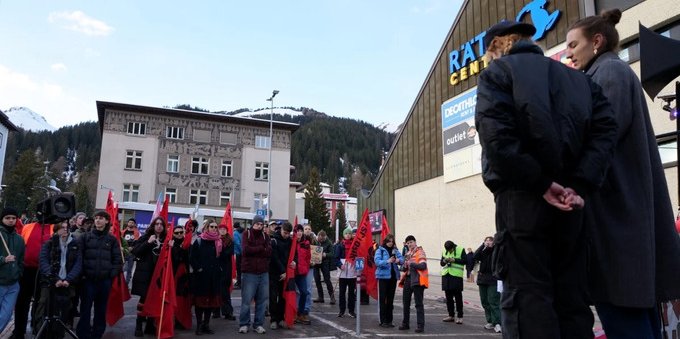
293, 215, 298, 226
105, 192, 131, 325
156, 242, 177, 339
348, 209, 379, 299
182, 218, 193, 250
380, 216, 390, 242
159, 195, 169, 224
283, 229, 298, 328
142, 220, 174, 318
220, 202, 237, 291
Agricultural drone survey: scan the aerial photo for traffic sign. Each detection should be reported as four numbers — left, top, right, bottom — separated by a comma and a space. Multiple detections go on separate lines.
256, 209, 266, 217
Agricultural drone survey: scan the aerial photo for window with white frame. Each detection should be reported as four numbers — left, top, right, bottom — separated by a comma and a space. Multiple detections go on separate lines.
122, 184, 140, 202
255, 135, 270, 149
166, 126, 184, 139
221, 160, 233, 177
191, 157, 209, 175
125, 150, 142, 170
253, 193, 268, 211
255, 161, 269, 180
220, 192, 231, 206
190, 189, 208, 205
167, 155, 179, 173
127, 122, 146, 135
165, 188, 177, 203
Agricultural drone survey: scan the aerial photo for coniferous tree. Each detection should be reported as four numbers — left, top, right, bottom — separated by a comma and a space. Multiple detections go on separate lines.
334, 202, 347, 242
2, 149, 47, 214
304, 167, 331, 236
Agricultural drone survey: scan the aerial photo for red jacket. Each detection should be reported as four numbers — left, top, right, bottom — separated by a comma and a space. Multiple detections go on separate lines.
21, 223, 53, 268
240, 228, 272, 274
295, 238, 311, 276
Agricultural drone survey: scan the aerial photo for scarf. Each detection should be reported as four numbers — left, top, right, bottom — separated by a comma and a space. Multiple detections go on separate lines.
343, 238, 353, 261
58, 234, 73, 280
200, 230, 222, 257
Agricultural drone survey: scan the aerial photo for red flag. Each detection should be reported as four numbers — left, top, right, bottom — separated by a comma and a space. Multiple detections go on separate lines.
380, 216, 390, 242
155, 241, 176, 339
220, 202, 237, 291
142, 221, 173, 318
105, 192, 131, 325
159, 195, 169, 224
174, 259, 192, 329
283, 230, 298, 328
14, 218, 23, 236
182, 218, 193, 250
348, 209, 379, 299
293, 215, 298, 226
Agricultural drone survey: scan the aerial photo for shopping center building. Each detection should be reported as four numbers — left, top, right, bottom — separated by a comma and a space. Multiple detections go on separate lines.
358, 0, 680, 264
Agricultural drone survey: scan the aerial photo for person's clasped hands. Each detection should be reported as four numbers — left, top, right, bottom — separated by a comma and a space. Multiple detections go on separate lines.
543, 182, 585, 211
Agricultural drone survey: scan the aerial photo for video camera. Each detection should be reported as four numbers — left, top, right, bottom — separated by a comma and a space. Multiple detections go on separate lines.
36, 193, 76, 224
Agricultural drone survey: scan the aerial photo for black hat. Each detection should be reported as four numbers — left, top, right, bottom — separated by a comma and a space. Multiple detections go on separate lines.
252, 215, 264, 225
405, 235, 416, 243
0, 207, 18, 220
483, 20, 536, 51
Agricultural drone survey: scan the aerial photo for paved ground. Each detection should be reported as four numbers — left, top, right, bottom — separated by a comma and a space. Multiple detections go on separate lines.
4, 278, 602, 338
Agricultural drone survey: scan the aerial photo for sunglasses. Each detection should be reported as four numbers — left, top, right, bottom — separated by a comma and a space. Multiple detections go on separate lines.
174, 231, 184, 235
208, 225, 218, 229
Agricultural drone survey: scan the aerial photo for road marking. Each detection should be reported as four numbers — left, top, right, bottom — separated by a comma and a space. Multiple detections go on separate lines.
376, 333, 500, 337
308, 313, 368, 338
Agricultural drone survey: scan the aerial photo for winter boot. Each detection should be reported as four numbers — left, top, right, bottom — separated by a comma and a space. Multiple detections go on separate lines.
201, 321, 215, 335
144, 318, 157, 335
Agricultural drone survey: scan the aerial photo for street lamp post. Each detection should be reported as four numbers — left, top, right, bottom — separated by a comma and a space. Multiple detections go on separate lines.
266, 90, 279, 222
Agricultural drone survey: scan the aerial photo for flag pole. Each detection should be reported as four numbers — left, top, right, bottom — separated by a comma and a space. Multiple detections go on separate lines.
0, 233, 11, 256
157, 290, 166, 339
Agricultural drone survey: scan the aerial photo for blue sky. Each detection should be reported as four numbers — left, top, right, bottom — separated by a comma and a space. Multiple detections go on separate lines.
0, 1, 463, 128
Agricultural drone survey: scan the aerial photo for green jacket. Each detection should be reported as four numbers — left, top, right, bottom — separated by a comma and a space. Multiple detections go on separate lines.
0, 225, 25, 285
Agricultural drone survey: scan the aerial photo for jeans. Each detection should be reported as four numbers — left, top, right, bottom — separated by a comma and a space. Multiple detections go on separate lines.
338, 278, 356, 314
305, 270, 313, 312
402, 284, 425, 329
0, 282, 20, 333
77, 279, 112, 339
314, 265, 334, 300
124, 254, 135, 285
239, 273, 269, 328
478, 284, 501, 325
444, 289, 463, 318
295, 275, 309, 315
596, 303, 662, 339
495, 190, 593, 339
378, 278, 396, 325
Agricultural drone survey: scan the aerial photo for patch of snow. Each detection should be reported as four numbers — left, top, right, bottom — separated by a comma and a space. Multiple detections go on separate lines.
376, 121, 401, 134
4, 107, 57, 132
234, 107, 303, 117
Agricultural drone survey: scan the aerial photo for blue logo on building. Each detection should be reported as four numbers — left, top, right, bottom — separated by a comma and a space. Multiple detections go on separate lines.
516, 0, 561, 41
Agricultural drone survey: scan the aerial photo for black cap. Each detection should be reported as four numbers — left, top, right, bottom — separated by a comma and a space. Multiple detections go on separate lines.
0, 207, 18, 220
483, 20, 536, 51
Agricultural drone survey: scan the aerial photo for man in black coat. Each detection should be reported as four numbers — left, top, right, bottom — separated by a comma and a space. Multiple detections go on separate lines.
76, 211, 121, 339
268, 222, 294, 330
475, 21, 617, 338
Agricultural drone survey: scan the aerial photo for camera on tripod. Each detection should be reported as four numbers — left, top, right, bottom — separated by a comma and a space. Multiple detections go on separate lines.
36, 193, 76, 224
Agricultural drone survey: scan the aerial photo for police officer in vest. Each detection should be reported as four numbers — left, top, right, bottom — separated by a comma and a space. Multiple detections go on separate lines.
440, 240, 466, 324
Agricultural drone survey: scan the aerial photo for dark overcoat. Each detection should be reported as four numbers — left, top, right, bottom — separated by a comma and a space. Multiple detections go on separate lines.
130, 233, 164, 297
585, 52, 680, 307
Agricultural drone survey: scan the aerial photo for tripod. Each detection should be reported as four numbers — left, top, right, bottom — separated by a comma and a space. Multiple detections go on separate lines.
33, 281, 79, 339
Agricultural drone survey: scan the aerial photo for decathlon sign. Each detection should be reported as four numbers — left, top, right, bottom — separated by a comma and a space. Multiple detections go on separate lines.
448, 0, 561, 86
442, 88, 482, 183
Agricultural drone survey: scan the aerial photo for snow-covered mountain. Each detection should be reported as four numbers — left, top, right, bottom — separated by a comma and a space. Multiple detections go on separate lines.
4, 107, 57, 132
238, 107, 304, 117
376, 121, 402, 134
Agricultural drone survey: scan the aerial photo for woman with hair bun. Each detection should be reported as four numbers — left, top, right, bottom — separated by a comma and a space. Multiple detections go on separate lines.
567, 9, 680, 338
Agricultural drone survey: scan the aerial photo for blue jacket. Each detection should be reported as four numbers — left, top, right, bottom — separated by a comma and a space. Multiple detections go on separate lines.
374, 245, 403, 280
233, 230, 242, 256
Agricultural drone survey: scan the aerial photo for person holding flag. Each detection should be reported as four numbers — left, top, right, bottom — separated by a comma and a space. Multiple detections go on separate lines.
334, 227, 356, 318
0, 207, 25, 334
76, 211, 122, 339
189, 219, 223, 335
293, 224, 312, 325
169, 224, 191, 329
374, 234, 403, 328
131, 217, 167, 336
268, 222, 294, 330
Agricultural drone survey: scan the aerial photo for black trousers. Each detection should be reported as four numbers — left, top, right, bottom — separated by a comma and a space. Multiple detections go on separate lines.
338, 278, 356, 314
219, 274, 233, 317
268, 275, 285, 322
14, 267, 39, 336
313, 266, 334, 300
495, 190, 593, 339
402, 284, 425, 329
444, 289, 463, 318
378, 278, 397, 325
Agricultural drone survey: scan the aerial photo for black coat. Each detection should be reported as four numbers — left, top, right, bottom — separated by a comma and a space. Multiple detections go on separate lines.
130, 233, 165, 297
80, 229, 121, 281
475, 42, 617, 196
39, 234, 82, 285
584, 52, 680, 307
189, 238, 222, 298
218, 238, 233, 281
473, 244, 496, 286
269, 231, 293, 276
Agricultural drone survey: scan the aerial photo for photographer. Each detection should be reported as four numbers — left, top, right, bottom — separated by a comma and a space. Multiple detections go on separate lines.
34, 220, 82, 338
440, 240, 466, 324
